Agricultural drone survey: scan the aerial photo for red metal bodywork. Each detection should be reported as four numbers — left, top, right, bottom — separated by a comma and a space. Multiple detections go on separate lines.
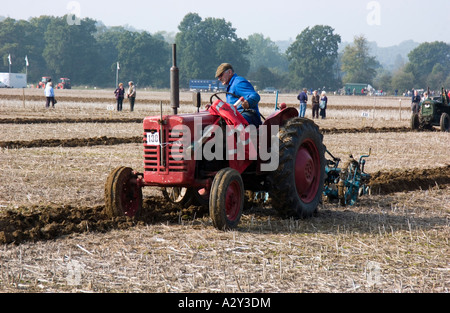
141, 101, 299, 189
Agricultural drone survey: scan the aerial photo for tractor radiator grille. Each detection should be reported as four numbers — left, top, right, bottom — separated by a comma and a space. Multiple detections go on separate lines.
143, 128, 188, 173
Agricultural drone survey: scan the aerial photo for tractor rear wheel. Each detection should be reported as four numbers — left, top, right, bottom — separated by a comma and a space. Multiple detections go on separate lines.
105, 167, 142, 218
411, 113, 420, 130
440, 113, 449, 132
209, 168, 244, 230
269, 118, 325, 218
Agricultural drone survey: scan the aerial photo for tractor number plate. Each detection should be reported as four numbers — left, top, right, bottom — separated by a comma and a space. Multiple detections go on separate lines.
147, 132, 160, 146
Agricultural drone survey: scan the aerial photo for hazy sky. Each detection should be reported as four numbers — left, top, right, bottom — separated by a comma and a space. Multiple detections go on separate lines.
2, 0, 449, 47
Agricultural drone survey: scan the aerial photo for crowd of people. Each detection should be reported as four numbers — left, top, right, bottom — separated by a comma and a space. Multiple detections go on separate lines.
43, 65, 448, 121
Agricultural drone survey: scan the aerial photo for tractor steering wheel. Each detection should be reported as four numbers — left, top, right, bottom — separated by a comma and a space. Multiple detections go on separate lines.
209, 92, 236, 105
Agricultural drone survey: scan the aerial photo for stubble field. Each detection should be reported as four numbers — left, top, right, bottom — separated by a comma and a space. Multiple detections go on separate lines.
0, 88, 448, 293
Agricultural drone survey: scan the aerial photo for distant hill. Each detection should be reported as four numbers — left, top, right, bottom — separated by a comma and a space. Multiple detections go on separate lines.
276, 38, 420, 71
339, 40, 421, 71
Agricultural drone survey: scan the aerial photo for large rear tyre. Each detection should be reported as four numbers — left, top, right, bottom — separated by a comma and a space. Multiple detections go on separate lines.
105, 167, 142, 218
411, 113, 420, 130
269, 118, 325, 218
209, 168, 244, 230
440, 113, 449, 132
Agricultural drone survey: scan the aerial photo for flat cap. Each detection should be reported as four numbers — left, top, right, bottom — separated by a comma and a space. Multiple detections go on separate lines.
215, 63, 233, 78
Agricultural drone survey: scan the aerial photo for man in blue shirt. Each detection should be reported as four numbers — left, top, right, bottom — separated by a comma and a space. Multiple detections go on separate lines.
297, 88, 308, 117
215, 63, 262, 126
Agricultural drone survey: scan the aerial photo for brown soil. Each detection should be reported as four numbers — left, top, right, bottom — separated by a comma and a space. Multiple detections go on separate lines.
369, 165, 450, 195
0, 125, 423, 149
0, 196, 209, 245
1, 165, 448, 245
0, 136, 142, 149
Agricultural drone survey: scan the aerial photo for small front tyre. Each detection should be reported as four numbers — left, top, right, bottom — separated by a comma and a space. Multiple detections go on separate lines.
105, 167, 142, 218
209, 168, 244, 230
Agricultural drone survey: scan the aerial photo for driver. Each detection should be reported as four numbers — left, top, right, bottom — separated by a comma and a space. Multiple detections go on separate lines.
215, 63, 262, 127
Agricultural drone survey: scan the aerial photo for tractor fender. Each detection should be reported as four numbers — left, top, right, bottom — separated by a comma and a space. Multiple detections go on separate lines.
264, 107, 299, 128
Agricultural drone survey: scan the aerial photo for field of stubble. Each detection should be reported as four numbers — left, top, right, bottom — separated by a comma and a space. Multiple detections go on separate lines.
0, 88, 448, 293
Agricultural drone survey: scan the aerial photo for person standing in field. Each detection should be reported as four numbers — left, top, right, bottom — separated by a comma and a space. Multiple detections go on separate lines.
319, 91, 328, 119
44, 80, 55, 109
114, 83, 125, 112
297, 88, 308, 117
127, 81, 136, 112
411, 90, 421, 114
311, 90, 320, 119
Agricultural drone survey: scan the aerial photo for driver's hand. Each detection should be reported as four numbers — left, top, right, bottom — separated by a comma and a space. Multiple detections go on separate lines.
242, 100, 250, 110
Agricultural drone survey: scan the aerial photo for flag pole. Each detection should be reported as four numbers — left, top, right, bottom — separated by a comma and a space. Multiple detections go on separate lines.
116, 62, 120, 87
8, 54, 11, 74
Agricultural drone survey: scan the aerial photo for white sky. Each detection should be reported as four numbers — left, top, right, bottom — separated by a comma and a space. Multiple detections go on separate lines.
2, 0, 449, 47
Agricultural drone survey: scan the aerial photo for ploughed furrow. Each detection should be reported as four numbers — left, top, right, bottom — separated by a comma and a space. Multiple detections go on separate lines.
0, 197, 208, 245
1, 127, 418, 149
369, 165, 450, 195
0, 166, 448, 245
0, 136, 142, 149
0, 118, 143, 124
320, 126, 419, 134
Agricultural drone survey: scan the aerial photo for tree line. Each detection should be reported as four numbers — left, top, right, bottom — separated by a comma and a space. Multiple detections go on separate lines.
1, 13, 449, 93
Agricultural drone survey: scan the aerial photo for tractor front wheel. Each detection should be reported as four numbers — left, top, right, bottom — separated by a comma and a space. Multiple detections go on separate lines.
209, 168, 244, 230
105, 167, 142, 218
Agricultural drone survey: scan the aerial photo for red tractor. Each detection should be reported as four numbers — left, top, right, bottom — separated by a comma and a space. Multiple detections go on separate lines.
37, 76, 51, 89
57, 78, 71, 89
104, 46, 326, 230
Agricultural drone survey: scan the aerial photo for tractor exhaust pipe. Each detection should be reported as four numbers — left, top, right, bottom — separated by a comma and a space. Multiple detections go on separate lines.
170, 44, 180, 115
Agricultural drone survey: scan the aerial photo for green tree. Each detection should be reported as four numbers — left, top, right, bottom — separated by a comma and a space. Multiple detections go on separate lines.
341, 35, 379, 85
175, 13, 250, 87
0, 19, 33, 73
406, 41, 450, 87
286, 25, 341, 90
43, 16, 100, 85
96, 26, 131, 87
391, 66, 415, 93
426, 63, 446, 90
117, 31, 170, 88
373, 69, 392, 92
27, 16, 55, 83
247, 33, 288, 74
445, 75, 450, 89
248, 66, 286, 91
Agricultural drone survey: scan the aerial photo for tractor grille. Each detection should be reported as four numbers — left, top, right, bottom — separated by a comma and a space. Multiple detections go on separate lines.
143, 128, 188, 173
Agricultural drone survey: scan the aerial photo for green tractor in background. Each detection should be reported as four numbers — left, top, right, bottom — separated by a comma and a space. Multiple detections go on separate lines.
411, 88, 450, 132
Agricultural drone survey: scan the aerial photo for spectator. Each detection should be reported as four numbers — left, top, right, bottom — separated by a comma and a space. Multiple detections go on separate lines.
215, 63, 261, 126
114, 83, 125, 112
319, 91, 328, 119
311, 90, 320, 119
127, 81, 136, 112
411, 90, 421, 114
45, 81, 55, 109
297, 88, 308, 117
